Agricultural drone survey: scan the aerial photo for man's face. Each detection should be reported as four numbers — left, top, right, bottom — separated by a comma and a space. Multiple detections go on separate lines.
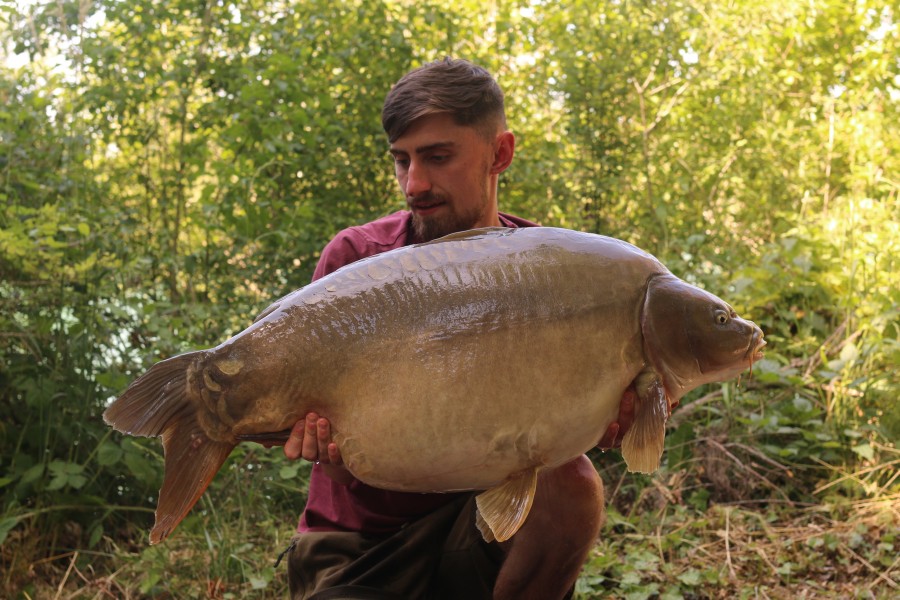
389, 113, 502, 241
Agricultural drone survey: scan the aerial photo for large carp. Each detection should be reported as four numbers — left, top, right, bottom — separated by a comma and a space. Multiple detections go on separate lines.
104, 227, 764, 544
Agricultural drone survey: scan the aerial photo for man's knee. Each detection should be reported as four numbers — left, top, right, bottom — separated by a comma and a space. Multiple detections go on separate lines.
493, 456, 605, 597
546, 455, 604, 499
535, 456, 606, 539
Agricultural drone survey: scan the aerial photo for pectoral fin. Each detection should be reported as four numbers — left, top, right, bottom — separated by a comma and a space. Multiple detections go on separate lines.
474, 467, 539, 543
621, 372, 668, 474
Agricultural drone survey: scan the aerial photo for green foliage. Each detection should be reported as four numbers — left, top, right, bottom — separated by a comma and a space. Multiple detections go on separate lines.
575, 499, 898, 598
1, 0, 898, 596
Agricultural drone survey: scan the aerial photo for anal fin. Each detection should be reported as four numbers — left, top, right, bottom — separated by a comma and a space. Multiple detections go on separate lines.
621, 371, 668, 474
152, 418, 235, 544
474, 467, 539, 543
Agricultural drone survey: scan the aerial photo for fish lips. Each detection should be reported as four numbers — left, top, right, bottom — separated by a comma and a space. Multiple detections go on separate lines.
745, 330, 767, 364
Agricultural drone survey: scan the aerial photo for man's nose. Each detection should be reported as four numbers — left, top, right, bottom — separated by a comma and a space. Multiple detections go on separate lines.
404, 161, 431, 197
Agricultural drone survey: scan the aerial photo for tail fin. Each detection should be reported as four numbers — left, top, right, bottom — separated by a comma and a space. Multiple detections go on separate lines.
103, 353, 235, 544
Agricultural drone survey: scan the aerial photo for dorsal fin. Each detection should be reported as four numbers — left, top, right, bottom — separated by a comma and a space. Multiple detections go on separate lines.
420, 226, 516, 246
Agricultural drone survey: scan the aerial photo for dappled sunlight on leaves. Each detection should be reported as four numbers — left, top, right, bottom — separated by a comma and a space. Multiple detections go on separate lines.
2, 0, 898, 597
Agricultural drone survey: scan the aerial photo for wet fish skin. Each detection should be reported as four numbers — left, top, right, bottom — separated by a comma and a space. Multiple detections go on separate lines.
104, 227, 765, 544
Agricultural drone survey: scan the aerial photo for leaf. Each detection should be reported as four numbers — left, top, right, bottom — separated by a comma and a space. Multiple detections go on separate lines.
46, 475, 68, 491
677, 569, 702, 586
44, 462, 87, 490
666, 423, 694, 470
838, 342, 859, 364
279, 464, 299, 480
68, 474, 88, 489
0, 516, 22, 545
124, 452, 158, 482
851, 443, 874, 461
97, 442, 124, 466
249, 577, 268, 589
21, 463, 45, 485
688, 488, 710, 511
88, 523, 104, 548
792, 396, 812, 413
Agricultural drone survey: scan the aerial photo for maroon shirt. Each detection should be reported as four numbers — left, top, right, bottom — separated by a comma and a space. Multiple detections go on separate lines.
298, 210, 539, 534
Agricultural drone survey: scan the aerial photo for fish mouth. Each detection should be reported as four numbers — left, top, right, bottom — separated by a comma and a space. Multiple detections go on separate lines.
745, 331, 766, 365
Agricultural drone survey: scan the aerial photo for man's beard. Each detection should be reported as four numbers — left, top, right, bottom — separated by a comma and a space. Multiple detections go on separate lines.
410, 169, 492, 242
411, 195, 485, 242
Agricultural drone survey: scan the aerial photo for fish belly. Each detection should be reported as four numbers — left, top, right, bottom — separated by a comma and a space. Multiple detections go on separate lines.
325, 317, 636, 492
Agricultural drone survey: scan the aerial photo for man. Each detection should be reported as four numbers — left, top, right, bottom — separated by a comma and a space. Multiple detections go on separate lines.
281, 58, 635, 600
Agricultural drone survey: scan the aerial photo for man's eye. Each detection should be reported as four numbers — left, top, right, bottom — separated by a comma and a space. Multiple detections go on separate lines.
430, 154, 449, 163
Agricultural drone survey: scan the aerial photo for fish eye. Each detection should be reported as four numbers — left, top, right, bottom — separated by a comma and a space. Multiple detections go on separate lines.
715, 310, 729, 325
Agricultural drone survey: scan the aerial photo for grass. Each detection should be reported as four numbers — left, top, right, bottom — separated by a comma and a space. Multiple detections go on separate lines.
3, 446, 306, 599
5, 459, 898, 599
577, 492, 899, 599
574, 430, 900, 600
4, 523, 292, 599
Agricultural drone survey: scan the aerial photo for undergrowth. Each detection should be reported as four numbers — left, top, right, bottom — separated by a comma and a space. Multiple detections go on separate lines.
577, 496, 899, 599
5, 425, 898, 599
3, 446, 308, 599
5, 472, 898, 599
578, 459, 899, 599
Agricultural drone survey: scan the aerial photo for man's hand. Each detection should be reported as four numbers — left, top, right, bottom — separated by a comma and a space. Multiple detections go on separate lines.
596, 385, 637, 450
595, 384, 683, 450
284, 413, 354, 484
284, 412, 342, 464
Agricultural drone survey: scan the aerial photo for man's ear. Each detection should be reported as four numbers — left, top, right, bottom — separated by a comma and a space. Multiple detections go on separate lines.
490, 131, 515, 175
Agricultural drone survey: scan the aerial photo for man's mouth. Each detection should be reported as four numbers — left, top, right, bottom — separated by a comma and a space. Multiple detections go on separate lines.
409, 198, 446, 216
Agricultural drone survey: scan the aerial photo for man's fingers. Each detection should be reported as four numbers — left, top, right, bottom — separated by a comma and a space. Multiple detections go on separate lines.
596, 422, 619, 450
300, 412, 320, 461
284, 420, 306, 460
327, 442, 343, 466
283, 412, 340, 464
316, 418, 331, 462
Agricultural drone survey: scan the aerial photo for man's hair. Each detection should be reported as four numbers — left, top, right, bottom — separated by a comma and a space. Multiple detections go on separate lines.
381, 58, 507, 143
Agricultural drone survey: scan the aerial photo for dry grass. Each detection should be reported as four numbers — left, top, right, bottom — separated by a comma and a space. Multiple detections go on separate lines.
576, 494, 900, 598
577, 442, 900, 600
6, 493, 896, 599
5, 439, 898, 599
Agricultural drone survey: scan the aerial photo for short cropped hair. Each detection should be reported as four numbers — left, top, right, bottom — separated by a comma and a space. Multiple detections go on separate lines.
381, 58, 507, 143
